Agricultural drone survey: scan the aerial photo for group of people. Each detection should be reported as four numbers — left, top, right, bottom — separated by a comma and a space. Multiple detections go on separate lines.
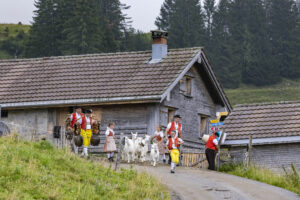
68, 107, 219, 172
68, 107, 116, 160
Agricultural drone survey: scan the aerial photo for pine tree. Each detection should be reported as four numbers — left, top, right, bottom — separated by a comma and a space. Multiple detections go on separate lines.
266, 0, 300, 79
25, 0, 61, 57
97, 0, 129, 52
170, 0, 206, 48
203, 0, 216, 50
211, 0, 241, 88
61, 0, 102, 55
155, 0, 175, 31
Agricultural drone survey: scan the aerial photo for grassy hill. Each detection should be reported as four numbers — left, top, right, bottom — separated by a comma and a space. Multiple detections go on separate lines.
0, 135, 169, 200
0, 23, 30, 59
225, 78, 300, 106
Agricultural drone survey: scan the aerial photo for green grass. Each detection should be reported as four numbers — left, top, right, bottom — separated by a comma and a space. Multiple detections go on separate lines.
219, 163, 300, 196
0, 23, 30, 41
0, 135, 169, 200
225, 78, 300, 105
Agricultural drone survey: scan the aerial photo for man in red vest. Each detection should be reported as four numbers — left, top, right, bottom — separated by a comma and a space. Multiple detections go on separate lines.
165, 114, 182, 138
205, 131, 220, 170
165, 114, 182, 164
69, 106, 83, 154
166, 130, 184, 173
78, 109, 93, 158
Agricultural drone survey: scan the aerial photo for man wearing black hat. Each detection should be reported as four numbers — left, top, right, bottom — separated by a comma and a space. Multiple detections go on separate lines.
165, 114, 183, 164
165, 115, 182, 139
78, 109, 93, 158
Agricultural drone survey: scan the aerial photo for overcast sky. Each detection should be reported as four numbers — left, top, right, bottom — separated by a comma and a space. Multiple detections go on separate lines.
0, 0, 164, 32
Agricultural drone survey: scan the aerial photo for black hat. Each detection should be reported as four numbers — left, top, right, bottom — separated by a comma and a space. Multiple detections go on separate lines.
174, 114, 181, 119
74, 106, 81, 109
86, 109, 93, 114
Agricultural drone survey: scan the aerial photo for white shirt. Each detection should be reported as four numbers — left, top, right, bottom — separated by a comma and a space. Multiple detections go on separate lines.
166, 137, 183, 149
78, 116, 92, 130
70, 112, 81, 122
213, 139, 218, 146
154, 130, 164, 138
167, 122, 182, 137
105, 127, 115, 136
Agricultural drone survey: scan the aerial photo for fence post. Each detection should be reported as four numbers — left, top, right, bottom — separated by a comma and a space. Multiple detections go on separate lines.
115, 132, 124, 171
247, 135, 253, 167
0, 105, 2, 121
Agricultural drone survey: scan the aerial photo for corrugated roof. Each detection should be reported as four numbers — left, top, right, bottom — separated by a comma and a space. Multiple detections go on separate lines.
223, 101, 300, 140
0, 48, 200, 104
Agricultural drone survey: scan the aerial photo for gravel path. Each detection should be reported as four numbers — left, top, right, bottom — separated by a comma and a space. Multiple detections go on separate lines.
126, 164, 300, 200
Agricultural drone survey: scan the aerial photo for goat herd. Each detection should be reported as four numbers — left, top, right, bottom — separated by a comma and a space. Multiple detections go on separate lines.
121, 132, 161, 166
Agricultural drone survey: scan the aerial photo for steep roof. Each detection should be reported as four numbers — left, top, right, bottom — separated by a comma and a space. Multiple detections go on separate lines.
223, 101, 300, 141
0, 47, 231, 110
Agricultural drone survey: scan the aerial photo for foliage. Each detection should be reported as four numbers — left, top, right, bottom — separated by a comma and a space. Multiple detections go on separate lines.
225, 78, 300, 105
0, 24, 30, 59
157, 0, 300, 88
0, 136, 169, 200
219, 163, 300, 196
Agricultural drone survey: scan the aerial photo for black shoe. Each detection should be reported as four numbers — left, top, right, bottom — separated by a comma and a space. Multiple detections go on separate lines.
168, 160, 171, 164
108, 157, 111, 162
110, 158, 114, 162
163, 159, 166, 163
170, 170, 175, 174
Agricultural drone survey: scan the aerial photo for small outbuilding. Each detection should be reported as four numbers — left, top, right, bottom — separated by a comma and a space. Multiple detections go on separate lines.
222, 101, 300, 171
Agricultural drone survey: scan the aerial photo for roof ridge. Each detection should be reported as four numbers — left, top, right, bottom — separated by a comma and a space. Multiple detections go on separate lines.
234, 100, 300, 107
0, 47, 203, 63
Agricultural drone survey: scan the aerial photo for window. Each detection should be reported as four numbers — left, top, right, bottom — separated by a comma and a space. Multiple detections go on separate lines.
1, 110, 8, 118
186, 77, 192, 96
180, 76, 192, 96
168, 109, 175, 123
199, 115, 208, 137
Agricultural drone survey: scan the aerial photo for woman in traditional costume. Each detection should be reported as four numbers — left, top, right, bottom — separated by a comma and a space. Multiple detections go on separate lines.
103, 122, 117, 162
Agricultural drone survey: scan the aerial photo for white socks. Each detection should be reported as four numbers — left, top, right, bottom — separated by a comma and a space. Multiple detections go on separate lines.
107, 152, 114, 158
171, 162, 176, 170
81, 147, 88, 157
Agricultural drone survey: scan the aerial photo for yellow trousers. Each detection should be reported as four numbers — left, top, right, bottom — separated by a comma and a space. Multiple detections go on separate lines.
170, 149, 179, 164
80, 129, 92, 147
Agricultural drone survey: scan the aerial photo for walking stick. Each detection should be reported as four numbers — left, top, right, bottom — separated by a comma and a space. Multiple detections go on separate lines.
115, 132, 124, 171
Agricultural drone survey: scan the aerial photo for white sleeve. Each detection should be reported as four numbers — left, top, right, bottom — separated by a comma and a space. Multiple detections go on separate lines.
213, 139, 218, 146
70, 114, 73, 121
105, 129, 110, 136
166, 140, 169, 146
180, 124, 182, 131
77, 118, 82, 124
178, 138, 183, 143
167, 123, 172, 129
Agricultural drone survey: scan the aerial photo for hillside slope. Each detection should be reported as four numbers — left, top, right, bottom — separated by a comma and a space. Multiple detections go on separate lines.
225, 79, 300, 106
0, 136, 169, 200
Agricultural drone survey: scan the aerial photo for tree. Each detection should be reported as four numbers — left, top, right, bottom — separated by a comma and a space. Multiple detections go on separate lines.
61, 0, 102, 55
203, 0, 216, 50
155, 0, 175, 31
25, 0, 61, 57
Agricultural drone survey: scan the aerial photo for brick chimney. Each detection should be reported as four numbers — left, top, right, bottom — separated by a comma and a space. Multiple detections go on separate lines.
150, 30, 168, 63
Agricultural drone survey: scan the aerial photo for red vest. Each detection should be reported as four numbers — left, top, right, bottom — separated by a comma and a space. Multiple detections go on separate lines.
206, 135, 217, 151
168, 137, 179, 150
108, 131, 114, 136
168, 122, 182, 138
70, 113, 83, 128
81, 116, 93, 130
155, 134, 162, 142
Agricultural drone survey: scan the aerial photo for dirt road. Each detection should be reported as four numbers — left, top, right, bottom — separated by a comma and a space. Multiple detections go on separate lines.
126, 164, 300, 200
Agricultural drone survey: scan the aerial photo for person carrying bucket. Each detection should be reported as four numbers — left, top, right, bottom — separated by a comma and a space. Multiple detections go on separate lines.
78, 109, 93, 158
205, 131, 220, 170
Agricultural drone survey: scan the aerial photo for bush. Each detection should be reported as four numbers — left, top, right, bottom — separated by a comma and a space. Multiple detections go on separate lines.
219, 163, 300, 196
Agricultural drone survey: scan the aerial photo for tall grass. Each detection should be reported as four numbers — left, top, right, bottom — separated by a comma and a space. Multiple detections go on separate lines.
219, 163, 300, 196
0, 135, 169, 200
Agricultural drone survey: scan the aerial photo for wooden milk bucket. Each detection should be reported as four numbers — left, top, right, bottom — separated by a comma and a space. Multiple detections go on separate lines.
202, 134, 209, 143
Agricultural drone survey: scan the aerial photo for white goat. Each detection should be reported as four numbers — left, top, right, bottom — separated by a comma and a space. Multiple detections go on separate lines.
134, 137, 145, 162
150, 143, 160, 166
123, 136, 136, 163
140, 135, 151, 162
